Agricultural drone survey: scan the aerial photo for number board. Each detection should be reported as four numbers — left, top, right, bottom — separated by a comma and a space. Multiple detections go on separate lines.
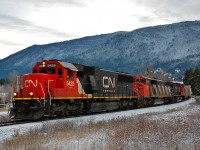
38, 64, 57, 68
47, 64, 57, 67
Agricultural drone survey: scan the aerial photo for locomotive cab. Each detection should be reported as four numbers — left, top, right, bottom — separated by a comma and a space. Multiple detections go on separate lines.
133, 76, 150, 97
171, 82, 185, 102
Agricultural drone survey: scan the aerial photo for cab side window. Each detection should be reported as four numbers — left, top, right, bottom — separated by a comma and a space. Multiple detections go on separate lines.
67, 70, 74, 80
141, 79, 146, 84
58, 68, 62, 76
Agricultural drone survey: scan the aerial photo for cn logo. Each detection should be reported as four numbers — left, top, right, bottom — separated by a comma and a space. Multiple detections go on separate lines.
25, 79, 38, 87
103, 76, 115, 89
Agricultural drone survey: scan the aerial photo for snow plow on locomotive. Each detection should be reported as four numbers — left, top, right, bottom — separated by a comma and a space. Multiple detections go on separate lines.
9, 60, 191, 120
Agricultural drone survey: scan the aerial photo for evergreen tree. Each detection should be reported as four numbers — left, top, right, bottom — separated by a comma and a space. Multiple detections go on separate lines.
183, 68, 193, 85
184, 67, 200, 95
191, 67, 200, 95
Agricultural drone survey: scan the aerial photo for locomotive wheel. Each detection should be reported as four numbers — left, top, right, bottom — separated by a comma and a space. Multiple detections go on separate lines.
137, 99, 145, 108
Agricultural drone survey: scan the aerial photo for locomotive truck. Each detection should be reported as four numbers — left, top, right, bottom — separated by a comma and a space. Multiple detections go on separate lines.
9, 60, 191, 120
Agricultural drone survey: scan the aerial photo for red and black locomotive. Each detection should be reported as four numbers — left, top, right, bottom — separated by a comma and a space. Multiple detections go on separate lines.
10, 60, 191, 120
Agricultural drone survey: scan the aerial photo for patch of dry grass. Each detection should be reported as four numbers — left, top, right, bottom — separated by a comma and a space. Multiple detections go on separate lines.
0, 114, 11, 122
0, 106, 7, 112
195, 96, 200, 105
107, 115, 200, 150
1, 102, 200, 150
1, 119, 103, 150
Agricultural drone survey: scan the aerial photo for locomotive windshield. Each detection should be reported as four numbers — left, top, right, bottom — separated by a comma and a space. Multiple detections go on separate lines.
40, 68, 56, 74
32, 68, 56, 74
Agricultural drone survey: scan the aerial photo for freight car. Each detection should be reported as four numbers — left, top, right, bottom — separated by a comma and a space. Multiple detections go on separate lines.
9, 60, 191, 120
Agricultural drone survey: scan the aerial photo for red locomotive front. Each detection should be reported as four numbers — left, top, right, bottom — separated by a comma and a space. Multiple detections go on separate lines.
133, 76, 151, 97
10, 60, 86, 119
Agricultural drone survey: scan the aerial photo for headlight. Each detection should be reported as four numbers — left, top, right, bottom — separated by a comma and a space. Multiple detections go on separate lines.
42, 62, 45, 67
29, 92, 33, 96
14, 92, 17, 96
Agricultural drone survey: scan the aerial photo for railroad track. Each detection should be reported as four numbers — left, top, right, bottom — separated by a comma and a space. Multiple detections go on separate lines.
0, 116, 72, 127
0, 119, 31, 127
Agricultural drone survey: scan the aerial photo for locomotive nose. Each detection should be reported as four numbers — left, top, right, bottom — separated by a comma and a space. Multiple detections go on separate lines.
11, 73, 56, 120
22, 74, 55, 98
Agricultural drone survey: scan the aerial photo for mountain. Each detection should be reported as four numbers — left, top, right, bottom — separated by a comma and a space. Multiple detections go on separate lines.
0, 32, 124, 78
1, 21, 200, 80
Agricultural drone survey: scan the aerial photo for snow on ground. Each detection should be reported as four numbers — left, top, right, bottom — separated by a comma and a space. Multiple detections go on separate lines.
0, 111, 8, 115
0, 98, 196, 143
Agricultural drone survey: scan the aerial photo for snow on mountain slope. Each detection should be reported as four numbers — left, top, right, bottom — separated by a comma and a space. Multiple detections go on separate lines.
65, 21, 200, 79
0, 32, 124, 78
0, 21, 200, 79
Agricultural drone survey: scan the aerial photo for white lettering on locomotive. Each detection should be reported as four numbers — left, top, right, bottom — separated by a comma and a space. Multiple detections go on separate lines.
66, 81, 75, 87
103, 76, 115, 89
25, 79, 38, 87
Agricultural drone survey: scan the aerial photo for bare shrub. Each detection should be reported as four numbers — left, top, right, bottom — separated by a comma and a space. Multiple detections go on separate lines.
12, 129, 20, 138
2, 134, 49, 150
0, 114, 11, 122
195, 96, 200, 105
0, 107, 7, 112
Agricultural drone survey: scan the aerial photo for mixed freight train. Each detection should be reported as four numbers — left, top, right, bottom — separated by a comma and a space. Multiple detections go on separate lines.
10, 60, 192, 120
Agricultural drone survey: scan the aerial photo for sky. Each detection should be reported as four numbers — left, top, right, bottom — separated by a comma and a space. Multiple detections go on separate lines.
0, 0, 200, 59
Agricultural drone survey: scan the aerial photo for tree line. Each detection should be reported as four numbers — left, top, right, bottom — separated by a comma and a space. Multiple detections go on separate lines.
183, 67, 200, 95
0, 78, 9, 85
0, 71, 19, 103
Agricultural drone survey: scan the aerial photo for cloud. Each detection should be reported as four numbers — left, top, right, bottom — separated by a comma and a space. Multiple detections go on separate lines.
36, 0, 87, 7
0, 39, 23, 46
0, 13, 71, 38
1, 0, 87, 8
0, 13, 30, 26
0, 0, 88, 39
133, 0, 200, 22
